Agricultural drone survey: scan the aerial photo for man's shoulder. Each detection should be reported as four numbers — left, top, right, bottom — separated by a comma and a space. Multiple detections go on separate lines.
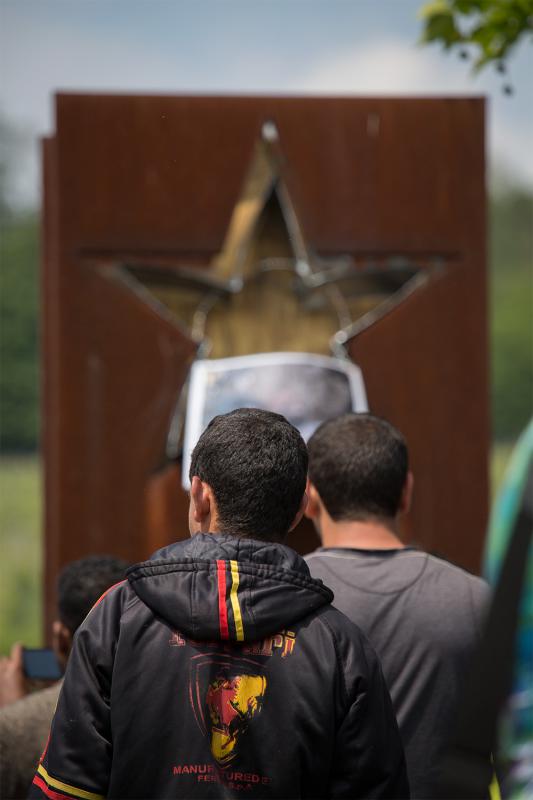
84, 577, 137, 618
75, 578, 140, 642
306, 547, 491, 636
310, 604, 381, 669
0, 683, 62, 799
314, 601, 366, 634
419, 551, 490, 603
0, 681, 61, 735
307, 547, 489, 598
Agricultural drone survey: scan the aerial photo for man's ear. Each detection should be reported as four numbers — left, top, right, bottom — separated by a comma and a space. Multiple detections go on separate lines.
399, 471, 414, 516
304, 480, 321, 520
190, 475, 219, 534
288, 489, 309, 532
190, 475, 212, 524
52, 620, 72, 672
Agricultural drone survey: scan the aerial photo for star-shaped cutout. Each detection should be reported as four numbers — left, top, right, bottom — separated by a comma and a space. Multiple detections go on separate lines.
100, 121, 444, 459
115, 121, 436, 361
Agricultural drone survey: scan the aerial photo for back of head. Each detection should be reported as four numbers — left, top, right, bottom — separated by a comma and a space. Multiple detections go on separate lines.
189, 407, 308, 541
308, 413, 408, 521
57, 555, 130, 634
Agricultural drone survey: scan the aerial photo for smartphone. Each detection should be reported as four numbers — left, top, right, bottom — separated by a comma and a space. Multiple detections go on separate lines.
22, 648, 63, 680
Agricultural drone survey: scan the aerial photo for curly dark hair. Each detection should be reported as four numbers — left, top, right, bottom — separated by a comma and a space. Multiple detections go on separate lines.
189, 408, 308, 541
57, 555, 130, 633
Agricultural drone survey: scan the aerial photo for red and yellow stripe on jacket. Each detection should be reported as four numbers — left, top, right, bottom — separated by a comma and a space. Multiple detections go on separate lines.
216, 559, 244, 641
32, 764, 104, 800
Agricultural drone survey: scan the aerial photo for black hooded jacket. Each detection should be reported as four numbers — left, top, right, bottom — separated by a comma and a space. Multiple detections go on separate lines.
29, 534, 409, 799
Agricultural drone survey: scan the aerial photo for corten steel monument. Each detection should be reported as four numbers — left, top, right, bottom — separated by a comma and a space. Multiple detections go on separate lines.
41, 94, 489, 631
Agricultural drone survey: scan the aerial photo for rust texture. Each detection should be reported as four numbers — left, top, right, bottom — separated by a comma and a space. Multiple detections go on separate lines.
41, 94, 488, 634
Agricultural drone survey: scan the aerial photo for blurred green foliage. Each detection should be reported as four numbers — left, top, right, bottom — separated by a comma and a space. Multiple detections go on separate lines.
0, 213, 40, 451
419, 0, 533, 73
489, 184, 533, 439
0, 456, 42, 653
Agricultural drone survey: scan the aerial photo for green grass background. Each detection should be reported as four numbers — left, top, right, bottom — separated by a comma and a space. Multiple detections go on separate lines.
0, 445, 518, 654
0, 457, 42, 653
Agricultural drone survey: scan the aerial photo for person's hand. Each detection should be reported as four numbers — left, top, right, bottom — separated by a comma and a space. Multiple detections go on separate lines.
0, 643, 28, 708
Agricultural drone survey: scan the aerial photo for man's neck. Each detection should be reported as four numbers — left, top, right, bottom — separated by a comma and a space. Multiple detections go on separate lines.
319, 517, 405, 550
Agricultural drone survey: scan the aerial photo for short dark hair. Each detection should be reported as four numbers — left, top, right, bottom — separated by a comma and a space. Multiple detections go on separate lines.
57, 555, 130, 633
189, 408, 308, 541
308, 413, 409, 521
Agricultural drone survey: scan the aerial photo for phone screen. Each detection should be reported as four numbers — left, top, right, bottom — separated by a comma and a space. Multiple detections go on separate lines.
23, 648, 63, 680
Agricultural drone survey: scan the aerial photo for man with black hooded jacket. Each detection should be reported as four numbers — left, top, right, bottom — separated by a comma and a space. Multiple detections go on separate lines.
29, 408, 409, 800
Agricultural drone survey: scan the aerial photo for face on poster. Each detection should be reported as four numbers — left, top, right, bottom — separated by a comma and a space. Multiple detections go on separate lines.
180, 351, 367, 489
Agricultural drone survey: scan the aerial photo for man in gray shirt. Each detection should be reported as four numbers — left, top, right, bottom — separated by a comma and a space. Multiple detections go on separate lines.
304, 413, 490, 799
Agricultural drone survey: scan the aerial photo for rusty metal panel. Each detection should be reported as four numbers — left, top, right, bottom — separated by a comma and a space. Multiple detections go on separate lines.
53, 94, 485, 256
42, 94, 488, 634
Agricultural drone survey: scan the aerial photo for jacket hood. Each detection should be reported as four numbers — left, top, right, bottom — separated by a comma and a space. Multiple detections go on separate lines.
127, 533, 333, 642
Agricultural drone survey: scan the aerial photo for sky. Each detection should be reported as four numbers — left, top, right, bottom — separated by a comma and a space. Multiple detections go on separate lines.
1, 0, 532, 208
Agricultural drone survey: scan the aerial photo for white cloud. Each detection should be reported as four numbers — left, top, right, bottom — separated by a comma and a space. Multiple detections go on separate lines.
297, 39, 454, 94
